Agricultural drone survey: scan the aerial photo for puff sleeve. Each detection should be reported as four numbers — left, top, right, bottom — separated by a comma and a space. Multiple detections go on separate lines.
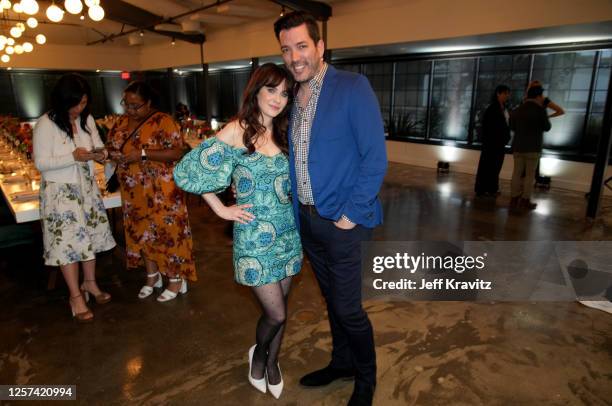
173, 137, 235, 195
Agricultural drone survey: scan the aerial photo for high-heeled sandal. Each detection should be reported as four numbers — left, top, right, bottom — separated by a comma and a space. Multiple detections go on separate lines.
138, 272, 163, 299
80, 279, 111, 304
156, 277, 187, 302
69, 294, 94, 323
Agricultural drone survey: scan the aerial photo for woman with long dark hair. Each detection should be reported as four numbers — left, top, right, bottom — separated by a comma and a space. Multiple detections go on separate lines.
475, 84, 512, 197
173, 63, 302, 399
33, 73, 116, 322
106, 81, 195, 302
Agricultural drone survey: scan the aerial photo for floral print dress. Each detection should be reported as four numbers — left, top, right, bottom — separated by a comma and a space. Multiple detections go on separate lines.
40, 161, 116, 266
173, 137, 302, 286
106, 113, 196, 281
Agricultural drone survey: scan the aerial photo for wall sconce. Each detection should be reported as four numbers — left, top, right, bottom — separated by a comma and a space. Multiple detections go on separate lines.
437, 161, 450, 175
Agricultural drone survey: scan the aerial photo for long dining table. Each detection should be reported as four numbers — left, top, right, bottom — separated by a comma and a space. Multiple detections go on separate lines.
0, 149, 121, 223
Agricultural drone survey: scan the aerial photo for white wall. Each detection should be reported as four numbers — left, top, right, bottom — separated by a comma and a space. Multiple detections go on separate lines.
386, 140, 612, 196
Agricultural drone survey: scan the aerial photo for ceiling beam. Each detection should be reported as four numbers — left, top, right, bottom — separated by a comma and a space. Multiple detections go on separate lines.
189, 13, 247, 25
104, 0, 161, 28
270, 0, 332, 21
88, 0, 211, 45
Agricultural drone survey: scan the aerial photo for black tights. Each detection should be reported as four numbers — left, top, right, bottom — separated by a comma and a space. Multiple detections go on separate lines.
250, 276, 292, 385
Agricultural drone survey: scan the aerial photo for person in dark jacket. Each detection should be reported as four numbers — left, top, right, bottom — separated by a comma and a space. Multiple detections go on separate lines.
509, 85, 552, 210
475, 85, 511, 197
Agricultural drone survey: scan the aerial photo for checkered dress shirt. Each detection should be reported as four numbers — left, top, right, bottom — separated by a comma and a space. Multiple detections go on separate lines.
291, 62, 328, 205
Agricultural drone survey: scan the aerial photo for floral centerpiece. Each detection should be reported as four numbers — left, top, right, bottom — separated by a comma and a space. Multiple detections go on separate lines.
0, 115, 21, 144
0, 116, 33, 158
16, 123, 33, 157
181, 117, 216, 139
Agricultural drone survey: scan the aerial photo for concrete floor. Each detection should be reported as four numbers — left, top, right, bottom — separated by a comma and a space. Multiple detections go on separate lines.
1, 162, 611, 406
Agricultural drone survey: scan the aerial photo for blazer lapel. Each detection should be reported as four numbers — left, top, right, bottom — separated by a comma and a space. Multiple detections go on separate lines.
310, 65, 338, 146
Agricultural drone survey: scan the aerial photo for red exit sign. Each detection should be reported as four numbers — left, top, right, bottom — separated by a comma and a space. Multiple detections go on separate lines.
121, 71, 131, 80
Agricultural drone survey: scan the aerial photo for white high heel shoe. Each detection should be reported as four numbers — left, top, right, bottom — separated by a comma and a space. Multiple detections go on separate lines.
138, 272, 162, 299
156, 277, 187, 302
248, 345, 267, 394
267, 363, 284, 399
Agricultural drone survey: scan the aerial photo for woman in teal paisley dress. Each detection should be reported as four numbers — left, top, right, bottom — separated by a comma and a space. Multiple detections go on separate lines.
174, 63, 301, 399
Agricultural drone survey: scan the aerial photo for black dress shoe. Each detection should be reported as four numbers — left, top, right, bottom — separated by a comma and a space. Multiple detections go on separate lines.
347, 383, 374, 406
299, 364, 355, 387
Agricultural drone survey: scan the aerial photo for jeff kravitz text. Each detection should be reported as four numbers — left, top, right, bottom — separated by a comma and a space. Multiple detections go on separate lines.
372, 278, 492, 290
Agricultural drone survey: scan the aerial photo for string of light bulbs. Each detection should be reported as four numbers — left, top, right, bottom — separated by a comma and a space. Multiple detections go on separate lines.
0, 0, 106, 65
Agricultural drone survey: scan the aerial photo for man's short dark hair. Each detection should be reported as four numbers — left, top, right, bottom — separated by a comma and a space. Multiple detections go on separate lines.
527, 86, 544, 99
274, 10, 320, 43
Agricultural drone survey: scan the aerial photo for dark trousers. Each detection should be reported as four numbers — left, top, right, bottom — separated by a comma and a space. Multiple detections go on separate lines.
299, 204, 376, 387
475, 145, 506, 195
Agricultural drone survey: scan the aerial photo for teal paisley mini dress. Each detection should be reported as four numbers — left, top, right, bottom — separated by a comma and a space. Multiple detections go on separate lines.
173, 137, 303, 286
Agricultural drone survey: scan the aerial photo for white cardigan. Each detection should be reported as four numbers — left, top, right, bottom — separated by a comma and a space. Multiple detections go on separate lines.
33, 114, 104, 183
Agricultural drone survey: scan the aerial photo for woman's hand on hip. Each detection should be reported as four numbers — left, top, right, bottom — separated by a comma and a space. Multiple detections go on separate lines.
217, 204, 255, 224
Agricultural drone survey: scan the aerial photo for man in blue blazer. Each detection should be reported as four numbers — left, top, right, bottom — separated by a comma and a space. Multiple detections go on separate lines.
275, 11, 387, 406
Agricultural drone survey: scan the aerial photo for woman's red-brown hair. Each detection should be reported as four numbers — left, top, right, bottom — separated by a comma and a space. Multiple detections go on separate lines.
235, 63, 294, 156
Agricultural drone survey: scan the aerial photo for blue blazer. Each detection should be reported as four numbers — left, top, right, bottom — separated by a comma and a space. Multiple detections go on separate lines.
288, 65, 387, 229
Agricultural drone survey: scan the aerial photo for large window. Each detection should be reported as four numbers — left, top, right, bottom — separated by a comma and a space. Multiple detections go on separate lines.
82, 75, 106, 118
333, 47, 610, 163
474, 54, 530, 143
0, 72, 17, 116
532, 51, 597, 152
12, 73, 45, 120
233, 70, 251, 112
207, 73, 221, 118
338, 63, 360, 74
101, 75, 128, 114
585, 50, 611, 156
430, 58, 475, 141
392, 60, 430, 139
208, 68, 251, 120
362, 63, 393, 124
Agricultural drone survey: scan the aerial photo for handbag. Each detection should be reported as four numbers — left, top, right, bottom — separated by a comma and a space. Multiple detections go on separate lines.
105, 167, 121, 193
105, 111, 158, 193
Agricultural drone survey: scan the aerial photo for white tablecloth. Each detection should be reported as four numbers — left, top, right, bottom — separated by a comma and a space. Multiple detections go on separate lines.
0, 160, 121, 223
